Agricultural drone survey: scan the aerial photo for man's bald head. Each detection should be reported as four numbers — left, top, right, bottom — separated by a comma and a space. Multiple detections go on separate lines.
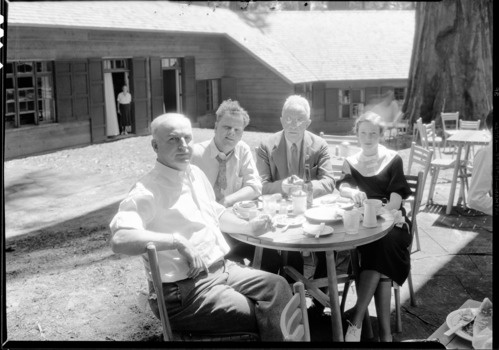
150, 113, 193, 170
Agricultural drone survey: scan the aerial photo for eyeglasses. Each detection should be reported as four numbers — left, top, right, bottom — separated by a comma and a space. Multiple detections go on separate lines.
282, 118, 307, 127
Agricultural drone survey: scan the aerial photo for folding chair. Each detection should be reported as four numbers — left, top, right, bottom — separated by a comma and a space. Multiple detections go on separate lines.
280, 282, 310, 341
440, 112, 459, 153
417, 119, 444, 158
340, 172, 423, 334
146, 243, 260, 341
405, 142, 433, 252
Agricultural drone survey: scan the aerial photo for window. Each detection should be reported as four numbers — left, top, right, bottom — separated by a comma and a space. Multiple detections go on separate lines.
5, 61, 56, 129
206, 79, 221, 112
339, 89, 364, 119
161, 58, 179, 68
103, 59, 129, 70
394, 87, 406, 101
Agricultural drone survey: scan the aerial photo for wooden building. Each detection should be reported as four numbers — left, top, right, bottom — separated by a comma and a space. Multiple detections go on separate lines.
5, 1, 414, 159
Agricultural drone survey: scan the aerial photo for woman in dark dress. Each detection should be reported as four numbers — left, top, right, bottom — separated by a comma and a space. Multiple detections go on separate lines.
337, 111, 412, 342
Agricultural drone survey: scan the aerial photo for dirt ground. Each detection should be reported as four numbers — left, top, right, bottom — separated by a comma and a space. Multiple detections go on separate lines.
5, 135, 168, 342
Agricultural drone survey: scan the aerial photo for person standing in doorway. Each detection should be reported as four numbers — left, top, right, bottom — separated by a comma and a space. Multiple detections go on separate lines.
117, 85, 132, 135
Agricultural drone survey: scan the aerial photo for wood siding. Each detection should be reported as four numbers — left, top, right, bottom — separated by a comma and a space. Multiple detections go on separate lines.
223, 40, 293, 131
5, 121, 91, 160
7, 27, 225, 80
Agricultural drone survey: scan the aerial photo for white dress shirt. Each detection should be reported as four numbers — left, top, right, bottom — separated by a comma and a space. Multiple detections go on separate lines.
191, 139, 262, 197
468, 143, 492, 215
109, 162, 230, 282
117, 92, 132, 104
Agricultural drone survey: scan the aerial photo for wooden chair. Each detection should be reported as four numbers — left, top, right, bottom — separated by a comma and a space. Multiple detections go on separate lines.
417, 119, 444, 158
340, 172, 423, 334
405, 142, 434, 253
459, 119, 480, 130
441, 112, 459, 153
280, 282, 310, 341
378, 173, 423, 332
146, 244, 260, 341
416, 120, 459, 204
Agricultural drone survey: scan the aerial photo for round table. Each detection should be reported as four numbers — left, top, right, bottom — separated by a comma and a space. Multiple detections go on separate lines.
227, 209, 395, 342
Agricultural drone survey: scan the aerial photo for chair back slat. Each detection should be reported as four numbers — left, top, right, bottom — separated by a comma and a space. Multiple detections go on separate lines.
417, 119, 442, 157
405, 172, 424, 226
441, 112, 459, 133
459, 119, 480, 130
406, 142, 433, 189
280, 282, 310, 341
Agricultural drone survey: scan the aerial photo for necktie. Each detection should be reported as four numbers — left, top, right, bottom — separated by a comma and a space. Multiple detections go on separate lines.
290, 143, 299, 175
214, 152, 231, 201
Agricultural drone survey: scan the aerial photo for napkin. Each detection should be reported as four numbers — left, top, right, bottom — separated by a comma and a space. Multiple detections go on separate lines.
472, 298, 493, 349
389, 209, 408, 230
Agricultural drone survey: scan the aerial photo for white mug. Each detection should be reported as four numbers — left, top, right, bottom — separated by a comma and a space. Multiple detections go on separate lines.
363, 199, 382, 228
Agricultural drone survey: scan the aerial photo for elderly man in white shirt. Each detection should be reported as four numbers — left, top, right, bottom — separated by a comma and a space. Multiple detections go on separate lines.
110, 113, 292, 341
468, 109, 493, 215
191, 99, 261, 208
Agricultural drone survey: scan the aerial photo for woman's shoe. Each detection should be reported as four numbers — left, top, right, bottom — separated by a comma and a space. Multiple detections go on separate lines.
345, 320, 362, 342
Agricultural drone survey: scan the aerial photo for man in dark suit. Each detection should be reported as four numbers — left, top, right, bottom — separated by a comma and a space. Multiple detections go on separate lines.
256, 95, 335, 197
256, 95, 335, 291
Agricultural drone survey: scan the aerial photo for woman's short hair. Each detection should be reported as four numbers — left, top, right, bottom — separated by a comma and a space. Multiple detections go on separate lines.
216, 99, 250, 128
353, 111, 385, 135
282, 95, 310, 118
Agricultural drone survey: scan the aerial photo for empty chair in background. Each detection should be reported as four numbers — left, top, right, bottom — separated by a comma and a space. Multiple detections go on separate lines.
440, 112, 459, 154
417, 119, 444, 158
405, 142, 433, 252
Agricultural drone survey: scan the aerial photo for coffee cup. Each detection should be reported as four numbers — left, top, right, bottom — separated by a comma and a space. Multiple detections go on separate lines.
362, 199, 382, 228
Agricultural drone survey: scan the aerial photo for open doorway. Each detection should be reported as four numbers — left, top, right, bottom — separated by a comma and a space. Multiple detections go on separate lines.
103, 59, 132, 136
163, 70, 177, 113
161, 58, 182, 114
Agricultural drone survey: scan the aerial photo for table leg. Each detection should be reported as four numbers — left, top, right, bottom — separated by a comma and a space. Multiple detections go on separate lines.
326, 251, 344, 342
252, 246, 263, 270
446, 145, 463, 215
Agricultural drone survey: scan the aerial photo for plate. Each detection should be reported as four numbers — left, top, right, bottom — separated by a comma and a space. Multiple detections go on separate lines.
445, 308, 477, 341
302, 222, 334, 236
319, 197, 355, 210
273, 214, 306, 227
304, 206, 343, 223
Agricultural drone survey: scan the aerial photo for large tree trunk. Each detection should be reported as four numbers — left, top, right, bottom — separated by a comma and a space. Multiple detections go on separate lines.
402, 0, 492, 130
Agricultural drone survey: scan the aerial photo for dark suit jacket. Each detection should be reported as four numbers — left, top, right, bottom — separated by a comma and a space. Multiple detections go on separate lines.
256, 130, 335, 196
